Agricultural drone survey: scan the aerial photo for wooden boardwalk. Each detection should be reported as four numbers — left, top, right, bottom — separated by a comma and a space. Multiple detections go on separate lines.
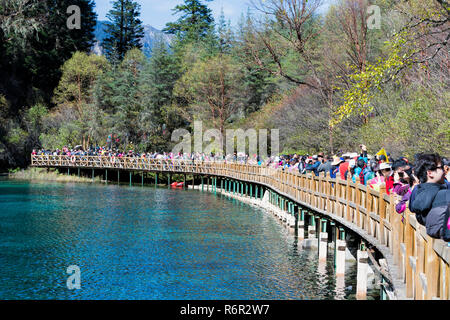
31, 155, 449, 300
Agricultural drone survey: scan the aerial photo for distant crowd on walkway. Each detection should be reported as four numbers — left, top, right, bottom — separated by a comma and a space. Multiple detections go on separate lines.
32, 144, 449, 241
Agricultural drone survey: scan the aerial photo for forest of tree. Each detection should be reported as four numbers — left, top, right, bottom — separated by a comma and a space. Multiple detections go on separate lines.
0, 0, 448, 170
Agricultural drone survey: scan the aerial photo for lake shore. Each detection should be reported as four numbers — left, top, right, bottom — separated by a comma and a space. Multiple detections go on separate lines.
7, 167, 101, 183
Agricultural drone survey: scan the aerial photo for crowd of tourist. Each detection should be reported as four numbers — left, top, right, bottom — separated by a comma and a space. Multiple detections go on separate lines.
32, 144, 449, 241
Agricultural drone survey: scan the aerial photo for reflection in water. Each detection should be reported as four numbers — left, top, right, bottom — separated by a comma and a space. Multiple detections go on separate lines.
0, 179, 379, 300
335, 276, 346, 300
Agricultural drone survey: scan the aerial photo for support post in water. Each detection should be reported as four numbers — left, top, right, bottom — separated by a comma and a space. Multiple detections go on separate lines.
308, 213, 316, 240
92, 169, 94, 181
356, 243, 369, 300
288, 202, 296, 232
130, 172, 132, 186
335, 227, 346, 276
106, 169, 108, 184
319, 219, 328, 261
298, 209, 305, 240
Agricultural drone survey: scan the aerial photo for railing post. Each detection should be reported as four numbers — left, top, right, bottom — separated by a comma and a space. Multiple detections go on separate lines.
425, 237, 439, 300
378, 186, 387, 245
405, 212, 414, 298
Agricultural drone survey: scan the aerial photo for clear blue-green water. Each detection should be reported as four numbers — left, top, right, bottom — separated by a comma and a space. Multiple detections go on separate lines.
0, 179, 375, 300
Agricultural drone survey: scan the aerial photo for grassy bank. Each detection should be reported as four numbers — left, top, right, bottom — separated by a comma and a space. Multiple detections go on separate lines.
8, 167, 102, 183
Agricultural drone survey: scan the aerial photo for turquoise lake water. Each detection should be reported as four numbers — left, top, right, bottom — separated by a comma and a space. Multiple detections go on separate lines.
0, 179, 377, 300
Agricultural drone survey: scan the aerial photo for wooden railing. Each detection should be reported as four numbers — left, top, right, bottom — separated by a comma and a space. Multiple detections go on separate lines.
31, 155, 449, 300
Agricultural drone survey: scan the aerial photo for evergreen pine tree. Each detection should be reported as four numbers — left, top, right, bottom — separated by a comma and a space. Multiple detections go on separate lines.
102, 0, 145, 63
139, 38, 181, 150
0, 0, 97, 108
163, 0, 215, 44
217, 8, 233, 54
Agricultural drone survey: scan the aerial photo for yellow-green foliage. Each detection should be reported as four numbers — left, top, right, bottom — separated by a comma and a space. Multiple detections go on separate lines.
331, 32, 410, 127
358, 86, 450, 157
53, 51, 110, 108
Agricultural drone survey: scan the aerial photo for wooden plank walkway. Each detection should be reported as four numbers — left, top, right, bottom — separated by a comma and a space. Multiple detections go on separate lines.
31, 155, 449, 300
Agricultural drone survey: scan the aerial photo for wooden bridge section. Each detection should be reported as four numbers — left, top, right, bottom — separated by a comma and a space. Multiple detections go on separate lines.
31, 155, 449, 300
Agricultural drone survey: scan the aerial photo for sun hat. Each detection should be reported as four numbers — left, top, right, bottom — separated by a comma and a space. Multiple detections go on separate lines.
349, 159, 356, 168
331, 156, 344, 166
379, 162, 392, 170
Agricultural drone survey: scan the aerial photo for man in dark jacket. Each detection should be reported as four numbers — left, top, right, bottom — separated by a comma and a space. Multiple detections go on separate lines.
410, 154, 448, 238
306, 156, 321, 176
425, 189, 450, 238
318, 156, 333, 177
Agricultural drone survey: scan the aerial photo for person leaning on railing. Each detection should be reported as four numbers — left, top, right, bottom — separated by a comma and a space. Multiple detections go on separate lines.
409, 154, 450, 240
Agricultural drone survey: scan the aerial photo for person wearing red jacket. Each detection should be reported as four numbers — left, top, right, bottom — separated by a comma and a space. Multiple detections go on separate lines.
379, 162, 394, 194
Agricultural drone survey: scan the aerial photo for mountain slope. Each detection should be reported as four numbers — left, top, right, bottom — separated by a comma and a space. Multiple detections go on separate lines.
93, 21, 173, 57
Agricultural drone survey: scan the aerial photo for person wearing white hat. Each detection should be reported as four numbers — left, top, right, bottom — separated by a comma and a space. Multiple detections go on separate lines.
379, 162, 395, 194
379, 162, 392, 171
331, 156, 344, 166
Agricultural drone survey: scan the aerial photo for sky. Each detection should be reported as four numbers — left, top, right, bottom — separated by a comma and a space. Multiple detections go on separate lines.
94, 0, 333, 30
94, 0, 254, 30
